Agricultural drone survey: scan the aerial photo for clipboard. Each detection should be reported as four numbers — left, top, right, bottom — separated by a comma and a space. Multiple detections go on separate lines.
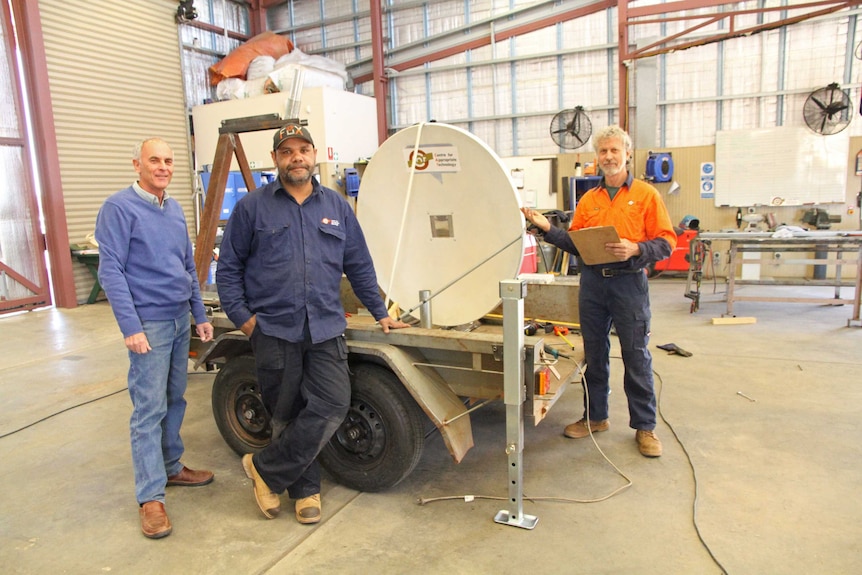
567, 226, 625, 265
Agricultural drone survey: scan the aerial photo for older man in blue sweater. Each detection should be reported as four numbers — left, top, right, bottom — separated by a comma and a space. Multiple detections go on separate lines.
96, 138, 214, 539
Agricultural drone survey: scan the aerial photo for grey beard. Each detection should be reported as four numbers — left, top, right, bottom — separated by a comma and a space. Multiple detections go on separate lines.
601, 164, 623, 177
280, 165, 314, 185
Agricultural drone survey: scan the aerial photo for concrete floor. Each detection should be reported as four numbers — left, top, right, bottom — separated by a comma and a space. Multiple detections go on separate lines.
1, 280, 861, 574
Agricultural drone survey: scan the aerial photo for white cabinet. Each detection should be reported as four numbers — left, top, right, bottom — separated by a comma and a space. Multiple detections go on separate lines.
191, 87, 379, 172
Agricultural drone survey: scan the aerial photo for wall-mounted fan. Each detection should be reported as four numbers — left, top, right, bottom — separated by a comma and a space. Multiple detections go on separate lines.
550, 106, 591, 149
803, 83, 852, 135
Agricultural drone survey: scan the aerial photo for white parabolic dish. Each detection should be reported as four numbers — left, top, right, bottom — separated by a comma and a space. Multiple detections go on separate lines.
358, 122, 525, 326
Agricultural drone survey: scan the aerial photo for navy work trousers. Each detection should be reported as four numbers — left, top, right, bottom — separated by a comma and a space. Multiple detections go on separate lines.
578, 266, 657, 430
249, 329, 351, 499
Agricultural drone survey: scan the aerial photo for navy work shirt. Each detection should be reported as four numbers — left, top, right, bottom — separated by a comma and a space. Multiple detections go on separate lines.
216, 177, 388, 344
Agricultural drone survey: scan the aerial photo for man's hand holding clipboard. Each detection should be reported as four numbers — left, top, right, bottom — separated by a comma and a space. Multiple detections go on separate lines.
567, 226, 642, 265
520, 207, 642, 265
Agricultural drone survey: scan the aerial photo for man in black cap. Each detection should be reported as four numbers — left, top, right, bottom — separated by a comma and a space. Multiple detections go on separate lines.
216, 123, 409, 523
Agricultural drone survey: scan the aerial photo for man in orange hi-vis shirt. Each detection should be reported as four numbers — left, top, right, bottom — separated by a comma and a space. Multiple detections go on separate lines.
522, 125, 676, 458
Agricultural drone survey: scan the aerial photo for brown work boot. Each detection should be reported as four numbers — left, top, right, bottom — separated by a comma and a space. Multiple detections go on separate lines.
636, 429, 662, 457
295, 493, 321, 524
139, 501, 172, 539
167, 465, 214, 487
242, 454, 281, 519
564, 418, 609, 439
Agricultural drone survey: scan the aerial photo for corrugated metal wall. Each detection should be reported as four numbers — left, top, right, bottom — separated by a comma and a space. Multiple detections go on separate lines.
39, 0, 195, 304
268, 0, 862, 155
178, 1, 246, 111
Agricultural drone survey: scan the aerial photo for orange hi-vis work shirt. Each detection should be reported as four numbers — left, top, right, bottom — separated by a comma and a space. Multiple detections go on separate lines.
572, 174, 677, 256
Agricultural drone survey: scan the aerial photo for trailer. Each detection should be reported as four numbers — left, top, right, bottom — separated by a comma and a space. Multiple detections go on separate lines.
189, 118, 585, 526
191, 278, 584, 494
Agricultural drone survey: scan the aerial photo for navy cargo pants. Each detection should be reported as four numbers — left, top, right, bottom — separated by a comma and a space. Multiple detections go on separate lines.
578, 265, 657, 431
249, 329, 351, 499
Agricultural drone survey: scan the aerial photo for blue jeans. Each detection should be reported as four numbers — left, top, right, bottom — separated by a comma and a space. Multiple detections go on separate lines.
579, 266, 657, 430
127, 316, 190, 505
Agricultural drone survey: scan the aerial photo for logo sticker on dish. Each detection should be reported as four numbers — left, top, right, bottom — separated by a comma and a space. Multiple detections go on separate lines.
404, 145, 461, 173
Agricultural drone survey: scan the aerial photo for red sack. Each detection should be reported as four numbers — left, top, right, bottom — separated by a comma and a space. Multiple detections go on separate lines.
209, 31, 294, 86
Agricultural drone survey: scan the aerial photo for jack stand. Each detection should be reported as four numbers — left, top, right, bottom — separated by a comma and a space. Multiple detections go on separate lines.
493, 279, 538, 530
418, 289, 432, 328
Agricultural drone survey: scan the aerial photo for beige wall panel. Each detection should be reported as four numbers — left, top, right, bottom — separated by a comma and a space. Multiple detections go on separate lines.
40, 0, 195, 304
551, 138, 861, 279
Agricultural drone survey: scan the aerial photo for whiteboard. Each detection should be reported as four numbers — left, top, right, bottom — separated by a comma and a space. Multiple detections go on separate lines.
714, 126, 848, 207
501, 156, 555, 209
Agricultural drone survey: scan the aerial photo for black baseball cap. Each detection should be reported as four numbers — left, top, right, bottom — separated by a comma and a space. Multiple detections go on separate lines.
273, 123, 314, 150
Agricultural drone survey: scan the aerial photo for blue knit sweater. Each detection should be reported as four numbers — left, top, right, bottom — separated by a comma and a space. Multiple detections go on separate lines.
95, 186, 207, 338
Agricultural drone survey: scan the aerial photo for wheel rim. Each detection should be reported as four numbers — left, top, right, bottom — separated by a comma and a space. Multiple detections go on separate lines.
231, 382, 270, 444
332, 398, 386, 463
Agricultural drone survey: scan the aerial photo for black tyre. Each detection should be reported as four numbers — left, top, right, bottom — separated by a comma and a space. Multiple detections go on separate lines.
646, 262, 658, 278
319, 363, 426, 492
211, 355, 272, 455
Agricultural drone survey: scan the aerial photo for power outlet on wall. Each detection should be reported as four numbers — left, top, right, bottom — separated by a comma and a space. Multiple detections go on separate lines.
712, 251, 721, 267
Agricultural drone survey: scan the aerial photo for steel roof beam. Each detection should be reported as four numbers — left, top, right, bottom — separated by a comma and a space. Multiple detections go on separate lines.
351, 0, 615, 84
621, 0, 862, 61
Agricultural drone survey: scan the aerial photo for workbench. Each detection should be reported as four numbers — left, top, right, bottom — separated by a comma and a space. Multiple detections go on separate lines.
688, 231, 862, 326
70, 249, 103, 304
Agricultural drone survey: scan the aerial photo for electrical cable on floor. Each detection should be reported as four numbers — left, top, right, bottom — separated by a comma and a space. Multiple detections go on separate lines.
417, 363, 632, 506
9, 350, 728, 572
0, 369, 213, 440
416, 355, 730, 574
652, 368, 729, 575
0, 387, 128, 439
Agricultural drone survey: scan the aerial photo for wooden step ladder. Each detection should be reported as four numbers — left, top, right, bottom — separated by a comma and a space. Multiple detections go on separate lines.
193, 114, 303, 286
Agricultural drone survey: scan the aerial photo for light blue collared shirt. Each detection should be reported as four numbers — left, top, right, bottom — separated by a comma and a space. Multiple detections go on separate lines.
132, 181, 171, 209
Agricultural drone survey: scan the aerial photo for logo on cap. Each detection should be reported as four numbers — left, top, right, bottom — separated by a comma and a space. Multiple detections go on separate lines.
282, 124, 303, 137
273, 123, 314, 150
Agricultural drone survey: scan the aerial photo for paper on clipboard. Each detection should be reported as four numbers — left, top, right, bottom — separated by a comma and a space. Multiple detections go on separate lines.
567, 226, 625, 265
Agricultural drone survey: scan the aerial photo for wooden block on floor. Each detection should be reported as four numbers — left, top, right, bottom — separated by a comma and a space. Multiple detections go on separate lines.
712, 316, 757, 325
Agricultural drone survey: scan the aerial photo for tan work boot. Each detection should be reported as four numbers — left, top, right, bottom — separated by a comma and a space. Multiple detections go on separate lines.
564, 418, 609, 439
636, 429, 662, 457
139, 501, 172, 539
295, 493, 321, 524
242, 454, 281, 518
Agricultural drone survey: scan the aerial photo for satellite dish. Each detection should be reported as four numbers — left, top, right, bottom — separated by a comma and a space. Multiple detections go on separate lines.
358, 122, 525, 326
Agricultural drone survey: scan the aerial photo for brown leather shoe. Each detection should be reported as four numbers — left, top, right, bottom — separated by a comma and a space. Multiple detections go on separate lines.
241, 454, 281, 519
140, 501, 172, 539
167, 466, 214, 487
295, 493, 321, 524
564, 418, 609, 439
636, 429, 662, 457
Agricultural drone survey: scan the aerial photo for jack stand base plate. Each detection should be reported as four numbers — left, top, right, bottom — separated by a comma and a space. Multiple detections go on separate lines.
493, 510, 538, 530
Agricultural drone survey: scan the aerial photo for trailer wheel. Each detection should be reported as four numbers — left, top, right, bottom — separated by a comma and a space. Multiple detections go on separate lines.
319, 363, 426, 492
211, 355, 272, 455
